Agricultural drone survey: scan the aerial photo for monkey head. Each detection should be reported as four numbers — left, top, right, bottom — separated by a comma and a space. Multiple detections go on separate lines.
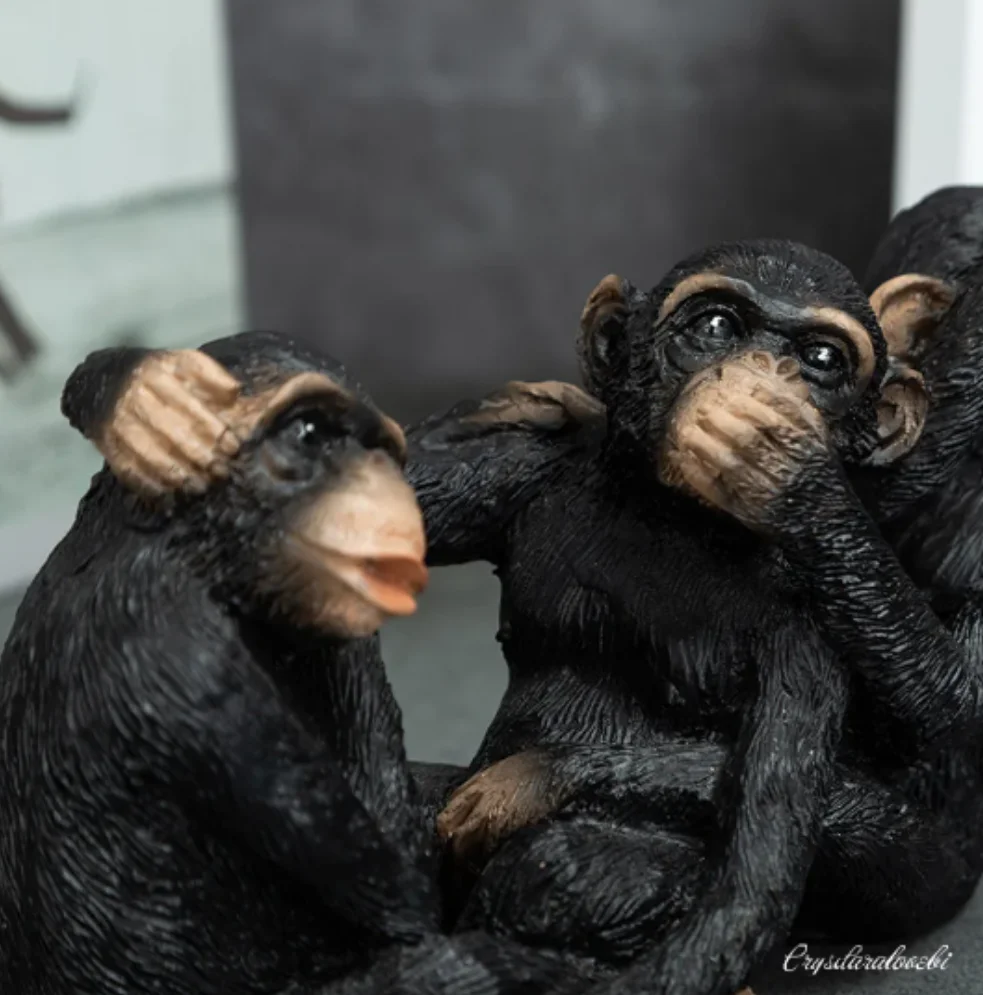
864, 186, 983, 296
173, 367, 428, 639
863, 272, 983, 521
579, 240, 929, 530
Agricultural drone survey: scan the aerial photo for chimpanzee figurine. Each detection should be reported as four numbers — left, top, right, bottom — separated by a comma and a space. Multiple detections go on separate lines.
0, 339, 605, 995
53, 240, 983, 995
858, 185, 983, 600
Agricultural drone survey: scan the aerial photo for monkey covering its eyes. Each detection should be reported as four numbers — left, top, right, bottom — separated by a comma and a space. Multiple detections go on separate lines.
0, 341, 614, 995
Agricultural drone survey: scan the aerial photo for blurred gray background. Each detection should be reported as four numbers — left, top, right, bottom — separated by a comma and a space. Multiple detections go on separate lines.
227, 0, 899, 421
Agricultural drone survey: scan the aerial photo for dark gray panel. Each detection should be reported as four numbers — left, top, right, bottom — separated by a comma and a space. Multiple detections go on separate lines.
226, 0, 898, 420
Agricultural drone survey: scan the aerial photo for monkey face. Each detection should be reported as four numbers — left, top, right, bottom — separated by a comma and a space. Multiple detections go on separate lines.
651, 273, 877, 427
213, 373, 427, 638
579, 241, 930, 528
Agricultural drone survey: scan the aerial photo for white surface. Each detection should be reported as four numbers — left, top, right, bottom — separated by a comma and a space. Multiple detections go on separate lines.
0, 0, 234, 228
893, 0, 983, 211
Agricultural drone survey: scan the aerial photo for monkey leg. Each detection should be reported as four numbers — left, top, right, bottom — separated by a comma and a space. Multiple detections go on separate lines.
456, 817, 707, 966
438, 741, 723, 863
797, 774, 981, 941
310, 931, 605, 995
447, 741, 978, 973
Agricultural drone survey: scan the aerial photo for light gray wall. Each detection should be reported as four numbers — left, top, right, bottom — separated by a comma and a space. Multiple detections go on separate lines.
0, 0, 234, 227
226, 0, 900, 421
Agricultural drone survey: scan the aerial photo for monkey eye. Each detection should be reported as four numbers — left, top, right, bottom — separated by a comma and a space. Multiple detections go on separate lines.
693, 311, 740, 342
798, 340, 849, 387
284, 407, 343, 450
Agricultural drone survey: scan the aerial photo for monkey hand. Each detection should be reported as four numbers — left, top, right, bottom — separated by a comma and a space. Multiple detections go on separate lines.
97, 350, 243, 498
436, 751, 558, 868
662, 352, 830, 532
460, 379, 605, 433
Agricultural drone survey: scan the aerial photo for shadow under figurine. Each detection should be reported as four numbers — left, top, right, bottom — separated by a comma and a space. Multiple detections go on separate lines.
0, 346, 603, 995
54, 237, 983, 995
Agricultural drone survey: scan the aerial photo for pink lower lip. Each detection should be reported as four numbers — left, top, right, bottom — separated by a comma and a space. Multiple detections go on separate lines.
356, 555, 429, 615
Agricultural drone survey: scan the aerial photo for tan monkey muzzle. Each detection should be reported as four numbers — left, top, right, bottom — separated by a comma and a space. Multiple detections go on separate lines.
658, 350, 828, 528
288, 451, 429, 620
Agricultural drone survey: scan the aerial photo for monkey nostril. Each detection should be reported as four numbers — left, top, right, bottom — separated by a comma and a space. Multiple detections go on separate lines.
776, 357, 801, 379
747, 350, 773, 372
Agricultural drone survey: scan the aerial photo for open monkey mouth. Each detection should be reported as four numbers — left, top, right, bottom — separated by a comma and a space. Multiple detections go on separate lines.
286, 538, 429, 617
327, 549, 429, 616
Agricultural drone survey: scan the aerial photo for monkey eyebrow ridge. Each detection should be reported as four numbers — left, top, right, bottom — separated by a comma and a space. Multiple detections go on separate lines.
657, 272, 876, 385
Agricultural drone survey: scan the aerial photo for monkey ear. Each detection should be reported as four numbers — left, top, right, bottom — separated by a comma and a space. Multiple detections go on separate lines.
869, 273, 955, 362
862, 359, 929, 466
578, 274, 629, 392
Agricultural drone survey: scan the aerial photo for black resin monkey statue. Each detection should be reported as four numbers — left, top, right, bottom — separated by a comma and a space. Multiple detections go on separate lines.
0, 346, 435, 994
54, 239, 983, 995
860, 185, 983, 600
0, 339, 606, 995
436, 205, 983, 992
438, 242, 983, 995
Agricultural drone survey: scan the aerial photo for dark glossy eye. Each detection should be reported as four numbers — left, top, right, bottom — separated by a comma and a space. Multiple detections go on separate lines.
799, 340, 849, 386
694, 311, 740, 342
286, 408, 341, 449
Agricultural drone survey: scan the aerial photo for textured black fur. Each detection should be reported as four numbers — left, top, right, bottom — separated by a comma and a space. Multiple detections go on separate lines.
859, 187, 983, 597
0, 359, 442, 993
48, 236, 983, 995
413, 241, 982, 995
0, 351, 604, 995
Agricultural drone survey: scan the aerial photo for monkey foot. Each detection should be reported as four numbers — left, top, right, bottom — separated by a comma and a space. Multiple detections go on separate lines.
436, 751, 558, 867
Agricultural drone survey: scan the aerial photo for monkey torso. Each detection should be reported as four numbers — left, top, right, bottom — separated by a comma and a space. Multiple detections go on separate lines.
469, 446, 804, 769
0, 477, 427, 995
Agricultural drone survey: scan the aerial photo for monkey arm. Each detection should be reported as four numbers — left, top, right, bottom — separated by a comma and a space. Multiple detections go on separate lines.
182, 644, 436, 942
437, 741, 724, 861
308, 636, 436, 864
405, 381, 604, 564
587, 625, 848, 995
61, 345, 603, 551
779, 462, 983, 754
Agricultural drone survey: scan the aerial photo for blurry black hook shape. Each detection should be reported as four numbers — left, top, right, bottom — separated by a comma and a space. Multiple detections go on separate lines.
0, 84, 80, 383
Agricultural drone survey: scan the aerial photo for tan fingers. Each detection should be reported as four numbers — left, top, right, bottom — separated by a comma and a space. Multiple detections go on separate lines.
102, 422, 207, 496
170, 349, 241, 403
143, 374, 241, 455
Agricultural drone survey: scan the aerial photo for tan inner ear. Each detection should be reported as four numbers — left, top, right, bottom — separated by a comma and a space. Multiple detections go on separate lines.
866, 362, 929, 466
869, 273, 955, 362
580, 274, 626, 333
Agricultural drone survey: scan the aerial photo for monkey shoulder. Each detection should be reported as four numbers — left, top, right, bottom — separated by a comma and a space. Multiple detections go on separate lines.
403, 382, 605, 557
9, 529, 257, 751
